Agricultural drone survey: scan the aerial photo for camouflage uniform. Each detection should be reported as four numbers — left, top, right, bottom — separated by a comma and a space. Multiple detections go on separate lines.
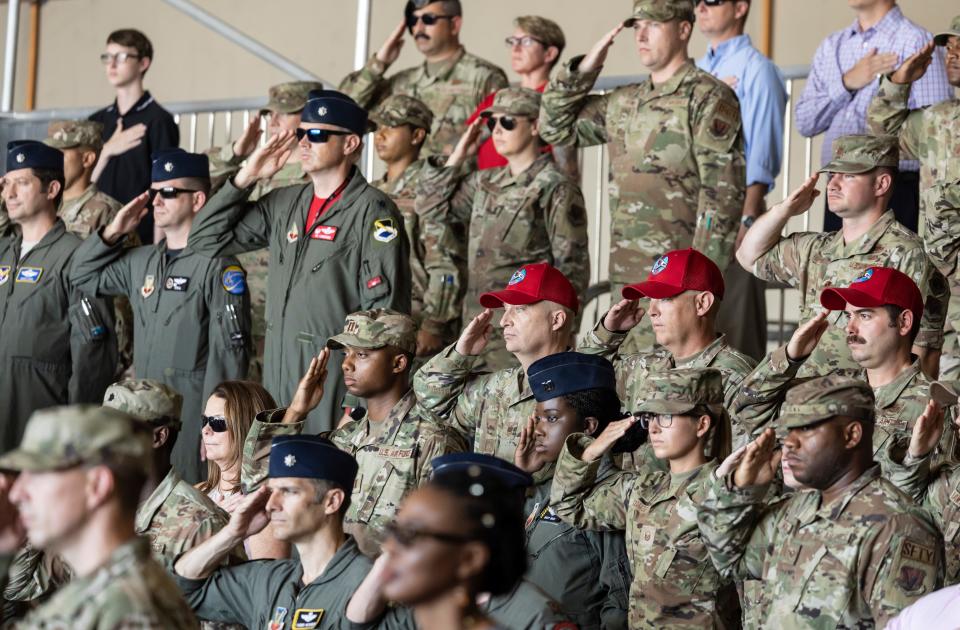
552, 368, 740, 628
750, 136, 947, 377
370, 95, 463, 345
698, 376, 944, 628
339, 43, 508, 157
929, 181, 960, 378
419, 88, 590, 370
207, 81, 320, 382
0, 405, 198, 629
539, 0, 745, 353
240, 310, 466, 557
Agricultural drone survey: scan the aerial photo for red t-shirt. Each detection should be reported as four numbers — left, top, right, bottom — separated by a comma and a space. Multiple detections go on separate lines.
305, 190, 344, 240
466, 83, 551, 171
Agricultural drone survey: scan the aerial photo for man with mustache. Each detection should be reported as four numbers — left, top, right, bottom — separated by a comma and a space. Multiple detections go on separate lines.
737, 134, 947, 380
698, 375, 944, 627
339, 0, 507, 157
868, 15, 960, 380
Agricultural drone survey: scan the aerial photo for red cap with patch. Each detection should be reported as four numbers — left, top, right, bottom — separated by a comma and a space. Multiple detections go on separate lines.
622, 248, 725, 300
819, 267, 923, 323
479, 263, 579, 313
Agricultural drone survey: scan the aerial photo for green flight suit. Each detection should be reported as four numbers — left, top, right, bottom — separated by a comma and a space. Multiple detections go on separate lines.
70, 234, 251, 483
174, 537, 372, 630
186, 167, 412, 433
0, 220, 118, 453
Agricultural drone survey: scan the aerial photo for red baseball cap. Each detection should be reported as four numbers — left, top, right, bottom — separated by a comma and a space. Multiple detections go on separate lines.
622, 248, 725, 300
819, 267, 923, 323
479, 263, 580, 313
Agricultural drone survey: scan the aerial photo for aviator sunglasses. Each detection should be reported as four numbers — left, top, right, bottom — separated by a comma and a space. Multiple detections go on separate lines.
406, 12, 455, 29
484, 115, 523, 132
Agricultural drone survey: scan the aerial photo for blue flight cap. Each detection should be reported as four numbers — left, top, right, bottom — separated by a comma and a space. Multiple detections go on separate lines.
6, 140, 63, 174
527, 352, 617, 402
430, 452, 533, 489
301, 89, 370, 135
268, 435, 358, 489
151, 149, 210, 182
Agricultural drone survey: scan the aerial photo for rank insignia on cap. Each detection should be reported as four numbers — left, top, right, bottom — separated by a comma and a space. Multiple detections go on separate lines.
854, 268, 874, 283
292, 609, 325, 629
652, 255, 668, 274
221, 265, 246, 295
541, 379, 555, 393
287, 223, 299, 243
509, 268, 526, 285
344, 319, 361, 335
141, 275, 155, 299
373, 218, 398, 243
317, 106, 327, 117
15, 153, 24, 163
284, 454, 297, 467
0, 265, 10, 285
164, 162, 174, 173
15, 266, 42, 283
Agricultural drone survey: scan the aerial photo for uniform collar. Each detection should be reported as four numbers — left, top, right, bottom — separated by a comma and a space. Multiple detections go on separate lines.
825, 210, 897, 260
639, 59, 696, 98
872, 359, 924, 410
672, 334, 729, 368
350, 389, 418, 449
295, 536, 365, 586
809, 464, 882, 522
303, 166, 371, 228
512, 366, 534, 406
490, 152, 553, 189
135, 468, 181, 534
378, 159, 426, 196
417, 46, 466, 83
108, 90, 155, 116
16, 218, 67, 254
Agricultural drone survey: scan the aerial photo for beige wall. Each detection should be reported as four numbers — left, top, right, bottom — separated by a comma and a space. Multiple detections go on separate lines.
0, 0, 954, 110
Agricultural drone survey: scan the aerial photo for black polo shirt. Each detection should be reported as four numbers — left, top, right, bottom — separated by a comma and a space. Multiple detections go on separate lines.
89, 91, 179, 243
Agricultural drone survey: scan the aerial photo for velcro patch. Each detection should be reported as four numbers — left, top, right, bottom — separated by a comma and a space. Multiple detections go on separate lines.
377, 446, 415, 459
15, 266, 42, 283
221, 265, 246, 295
896, 565, 929, 593
165, 276, 189, 292
900, 539, 936, 566
373, 218, 398, 243
539, 506, 562, 523
292, 608, 324, 629
0, 265, 10, 285
366, 276, 383, 290
312, 225, 338, 241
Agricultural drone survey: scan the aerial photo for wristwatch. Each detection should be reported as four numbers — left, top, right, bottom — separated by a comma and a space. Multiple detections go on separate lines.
740, 215, 756, 229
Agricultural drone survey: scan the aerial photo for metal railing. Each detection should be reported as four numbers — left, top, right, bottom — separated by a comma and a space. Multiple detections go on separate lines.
0, 65, 815, 345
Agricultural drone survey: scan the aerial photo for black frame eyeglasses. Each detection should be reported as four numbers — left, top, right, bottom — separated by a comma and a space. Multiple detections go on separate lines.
296, 128, 353, 143
632, 413, 675, 430
201, 414, 228, 432
151, 187, 199, 200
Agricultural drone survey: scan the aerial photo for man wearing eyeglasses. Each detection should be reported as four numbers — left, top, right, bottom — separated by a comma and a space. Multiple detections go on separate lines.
339, 0, 507, 157
419, 88, 589, 371
0, 140, 119, 455
89, 29, 179, 245
186, 89, 411, 436
540, 0, 746, 357
71, 149, 251, 484
868, 16, 960, 380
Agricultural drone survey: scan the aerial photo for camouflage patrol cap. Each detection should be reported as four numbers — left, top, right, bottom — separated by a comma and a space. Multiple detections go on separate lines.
631, 367, 725, 415
261, 81, 325, 115
327, 309, 417, 355
934, 15, 960, 46
102, 379, 183, 430
624, 0, 696, 26
481, 87, 541, 118
44, 120, 104, 150
515, 16, 566, 52
370, 94, 434, 131
819, 135, 899, 174
0, 405, 152, 473
778, 375, 875, 429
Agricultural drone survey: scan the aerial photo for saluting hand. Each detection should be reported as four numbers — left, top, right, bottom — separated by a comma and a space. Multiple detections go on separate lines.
455, 309, 494, 357
102, 191, 151, 245
786, 310, 830, 362
445, 119, 484, 168
285, 348, 331, 423
890, 41, 936, 85
582, 415, 637, 463
515, 414, 545, 473
603, 298, 645, 333
232, 112, 264, 159
580, 23, 625, 74
376, 20, 408, 67
234, 129, 297, 189
733, 428, 781, 488
224, 486, 272, 540
770, 174, 820, 219
908, 399, 944, 459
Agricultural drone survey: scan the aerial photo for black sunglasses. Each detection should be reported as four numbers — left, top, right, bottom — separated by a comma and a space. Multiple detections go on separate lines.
699, 0, 733, 5
201, 414, 228, 432
406, 12, 455, 29
384, 521, 475, 547
151, 186, 199, 200
484, 115, 522, 132
296, 128, 353, 143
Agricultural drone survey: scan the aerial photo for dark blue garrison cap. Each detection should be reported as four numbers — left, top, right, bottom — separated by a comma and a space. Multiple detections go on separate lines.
527, 352, 617, 402
268, 435, 358, 489
6, 141, 63, 174
151, 149, 210, 182
430, 452, 533, 488
301, 89, 370, 135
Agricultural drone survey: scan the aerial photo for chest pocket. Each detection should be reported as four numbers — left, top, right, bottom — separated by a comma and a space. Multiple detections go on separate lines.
526, 509, 581, 559
622, 92, 692, 166
352, 448, 418, 524
773, 526, 857, 624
